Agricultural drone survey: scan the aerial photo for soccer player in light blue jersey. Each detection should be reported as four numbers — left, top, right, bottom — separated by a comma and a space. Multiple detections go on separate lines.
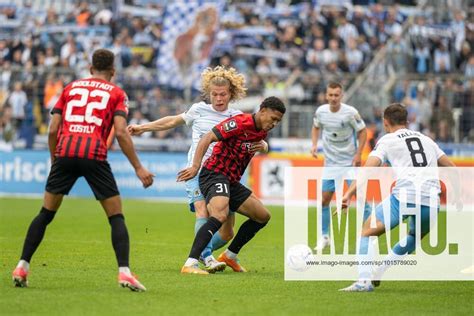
339, 103, 456, 292
311, 82, 368, 251
128, 66, 268, 272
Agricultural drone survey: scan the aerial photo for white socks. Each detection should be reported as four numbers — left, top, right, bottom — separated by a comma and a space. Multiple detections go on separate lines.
17, 260, 30, 271
225, 249, 238, 259
119, 267, 131, 275
184, 258, 199, 267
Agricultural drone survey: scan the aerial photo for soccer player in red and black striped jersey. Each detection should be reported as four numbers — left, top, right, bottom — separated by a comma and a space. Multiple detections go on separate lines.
177, 96, 286, 274
12, 49, 154, 292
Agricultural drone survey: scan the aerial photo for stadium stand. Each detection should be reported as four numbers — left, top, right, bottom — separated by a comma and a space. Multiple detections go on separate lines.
0, 0, 472, 151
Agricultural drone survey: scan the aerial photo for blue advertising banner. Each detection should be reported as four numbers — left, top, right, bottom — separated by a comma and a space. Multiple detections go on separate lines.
0, 151, 191, 199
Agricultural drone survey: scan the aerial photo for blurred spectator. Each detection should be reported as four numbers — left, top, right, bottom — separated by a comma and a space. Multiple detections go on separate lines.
129, 111, 152, 138
145, 87, 168, 118
460, 79, 474, 141
451, 10, 465, 54
337, 16, 359, 46
414, 44, 430, 74
430, 95, 454, 141
21, 37, 37, 65
263, 75, 286, 99
255, 57, 280, 76
464, 55, 474, 78
124, 56, 152, 84
433, 43, 451, 73
44, 47, 59, 67
384, 10, 402, 37
44, 8, 58, 25
411, 85, 432, 132
132, 18, 154, 46
456, 41, 471, 70
306, 38, 325, 70
1, 62, 12, 92
345, 37, 363, 72
0, 106, 15, 143
322, 38, 341, 68
7, 82, 28, 129
76, 1, 92, 26
386, 34, 410, 72
247, 74, 264, 96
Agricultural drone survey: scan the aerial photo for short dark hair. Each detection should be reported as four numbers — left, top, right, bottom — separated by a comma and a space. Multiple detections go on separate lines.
327, 82, 343, 90
260, 96, 286, 114
92, 49, 115, 71
383, 103, 408, 125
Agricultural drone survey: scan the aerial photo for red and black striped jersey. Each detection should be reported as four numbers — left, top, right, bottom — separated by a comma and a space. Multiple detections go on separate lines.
51, 78, 128, 161
204, 113, 267, 183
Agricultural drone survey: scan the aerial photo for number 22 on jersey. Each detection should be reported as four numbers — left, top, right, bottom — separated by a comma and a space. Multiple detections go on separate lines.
65, 88, 110, 127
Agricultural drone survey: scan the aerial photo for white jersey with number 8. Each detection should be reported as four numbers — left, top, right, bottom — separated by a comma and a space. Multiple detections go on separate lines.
369, 128, 446, 206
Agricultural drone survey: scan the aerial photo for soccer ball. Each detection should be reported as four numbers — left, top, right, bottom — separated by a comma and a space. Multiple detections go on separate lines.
286, 244, 314, 272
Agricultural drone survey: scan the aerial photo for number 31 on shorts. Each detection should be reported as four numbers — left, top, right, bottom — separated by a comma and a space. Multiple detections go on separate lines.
215, 183, 228, 194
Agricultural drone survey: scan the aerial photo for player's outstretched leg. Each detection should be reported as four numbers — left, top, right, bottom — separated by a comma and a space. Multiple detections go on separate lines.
316, 190, 333, 251
197, 220, 226, 273
118, 268, 146, 292
182, 216, 224, 275
193, 201, 226, 273
101, 195, 146, 291
108, 213, 146, 291
218, 195, 269, 272
200, 214, 233, 273
13, 207, 57, 287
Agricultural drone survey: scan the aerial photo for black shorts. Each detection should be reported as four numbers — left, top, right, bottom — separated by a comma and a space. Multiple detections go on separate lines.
199, 167, 252, 213
46, 157, 119, 200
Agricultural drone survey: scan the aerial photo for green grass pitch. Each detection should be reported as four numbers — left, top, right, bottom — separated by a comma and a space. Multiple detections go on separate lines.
1, 197, 472, 315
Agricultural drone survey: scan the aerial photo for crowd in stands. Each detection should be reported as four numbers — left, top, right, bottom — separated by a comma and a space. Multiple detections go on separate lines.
390, 76, 474, 143
0, 0, 472, 148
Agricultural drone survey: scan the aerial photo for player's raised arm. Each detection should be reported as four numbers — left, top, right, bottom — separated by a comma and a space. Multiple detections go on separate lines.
128, 114, 185, 136
47, 113, 62, 163
114, 115, 154, 188
177, 130, 219, 182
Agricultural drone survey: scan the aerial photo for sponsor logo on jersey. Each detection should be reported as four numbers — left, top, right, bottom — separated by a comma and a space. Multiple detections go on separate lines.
241, 142, 252, 152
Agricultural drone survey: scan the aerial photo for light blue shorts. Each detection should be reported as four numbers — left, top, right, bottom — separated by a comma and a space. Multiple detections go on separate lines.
374, 195, 437, 236
322, 179, 353, 193
185, 175, 204, 212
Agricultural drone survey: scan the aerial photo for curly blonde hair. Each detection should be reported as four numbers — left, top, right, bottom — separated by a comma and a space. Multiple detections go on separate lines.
201, 66, 247, 101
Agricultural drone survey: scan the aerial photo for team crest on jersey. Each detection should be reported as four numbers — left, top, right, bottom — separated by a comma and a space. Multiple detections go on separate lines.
194, 189, 201, 197
354, 113, 362, 123
223, 120, 237, 132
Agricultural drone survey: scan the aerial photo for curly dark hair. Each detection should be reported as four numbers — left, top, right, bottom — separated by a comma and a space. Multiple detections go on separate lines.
92, 49, 114, 71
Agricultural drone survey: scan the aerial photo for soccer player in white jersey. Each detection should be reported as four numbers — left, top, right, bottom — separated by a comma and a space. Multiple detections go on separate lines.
311, 82, 367, 251
128, 66, 268, 272
339, 103, 456, 292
